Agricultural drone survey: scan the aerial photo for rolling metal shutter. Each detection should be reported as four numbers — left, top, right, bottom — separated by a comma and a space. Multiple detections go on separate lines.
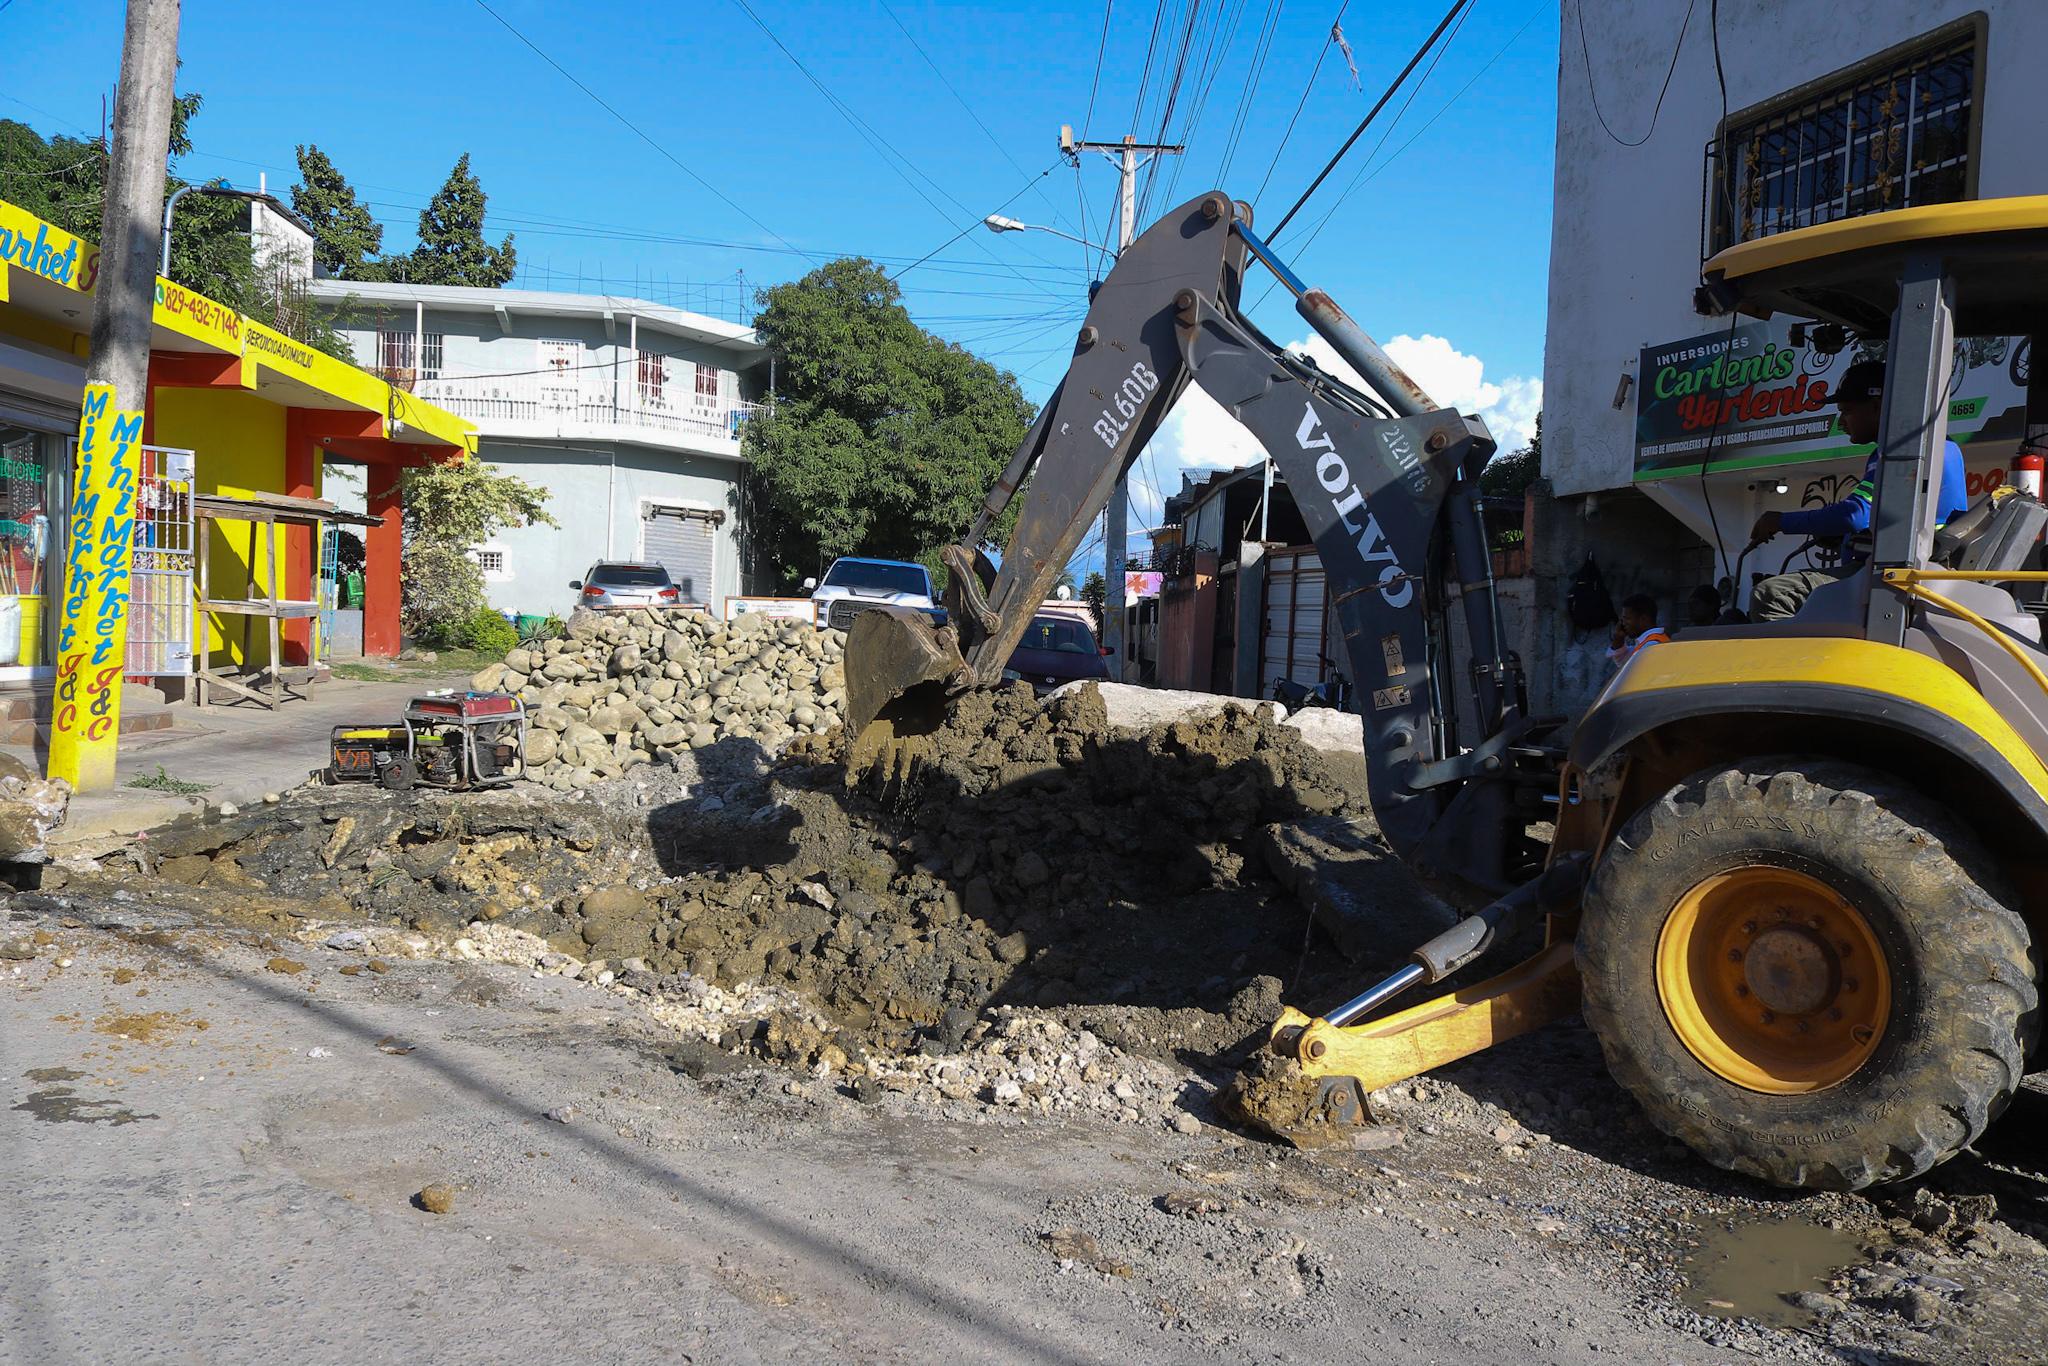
640, 504, 718, 604
1260, 546, 1331, 696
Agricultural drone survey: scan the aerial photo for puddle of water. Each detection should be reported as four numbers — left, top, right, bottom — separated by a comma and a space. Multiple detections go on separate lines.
1680, 1217, 1870, 1328
12, 1080, 158, 1126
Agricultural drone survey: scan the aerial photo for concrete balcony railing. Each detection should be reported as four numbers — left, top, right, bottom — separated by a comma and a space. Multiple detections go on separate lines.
410, 368, 765, 447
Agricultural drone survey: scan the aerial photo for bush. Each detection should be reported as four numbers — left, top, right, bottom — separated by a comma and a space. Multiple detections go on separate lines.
460, 609, 519, 657
417, 606, 517, 656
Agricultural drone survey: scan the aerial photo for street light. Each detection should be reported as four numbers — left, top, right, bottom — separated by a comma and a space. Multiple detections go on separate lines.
160, 179, 272, 275
983, 214, 1109, 256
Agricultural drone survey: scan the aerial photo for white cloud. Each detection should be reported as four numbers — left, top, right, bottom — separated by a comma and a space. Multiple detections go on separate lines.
1295, 332, 1544, 453
1122, 332, 1542, 536
1126, 386, 1267, 530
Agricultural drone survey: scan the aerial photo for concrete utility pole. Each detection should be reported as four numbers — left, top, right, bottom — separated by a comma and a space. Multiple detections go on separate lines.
1060, 127, 1180, 681
47, 0, 181, 791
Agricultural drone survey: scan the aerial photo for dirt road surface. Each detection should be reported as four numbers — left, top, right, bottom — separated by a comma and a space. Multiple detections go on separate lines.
2, 919, 1814, 1365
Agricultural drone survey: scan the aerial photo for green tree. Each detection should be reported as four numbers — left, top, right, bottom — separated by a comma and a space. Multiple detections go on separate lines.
0, 97, 354, 362
398, 455, 557, 641
392, 153, 516, 287
291, 144, 383, 278
1080, 571, 1108, 637
741, 258, 1036, 586
1479, 412, 1542, 499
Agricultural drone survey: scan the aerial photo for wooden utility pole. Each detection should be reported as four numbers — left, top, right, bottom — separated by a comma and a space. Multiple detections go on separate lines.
47, 0, 181, 791
1060, 128, 1180, 679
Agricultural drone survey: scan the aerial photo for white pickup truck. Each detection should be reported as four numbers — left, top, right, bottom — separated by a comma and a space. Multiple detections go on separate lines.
805, 557, 947, 633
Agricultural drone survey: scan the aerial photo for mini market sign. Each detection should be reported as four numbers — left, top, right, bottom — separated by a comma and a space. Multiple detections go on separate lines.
1633, 317, 2027, 480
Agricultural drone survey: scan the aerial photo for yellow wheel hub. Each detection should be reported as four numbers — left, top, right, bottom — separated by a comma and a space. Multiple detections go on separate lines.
1656, 866, 1892, 1094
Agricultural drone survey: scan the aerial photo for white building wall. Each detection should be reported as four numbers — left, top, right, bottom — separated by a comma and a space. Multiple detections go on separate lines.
469, 441, 742, 619
1546, 0, 2048, 501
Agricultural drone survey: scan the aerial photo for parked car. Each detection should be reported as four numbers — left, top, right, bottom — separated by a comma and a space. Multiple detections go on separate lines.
806, 556, 946, 632
1002, 613, 1113, 695
571, 561, 682, 611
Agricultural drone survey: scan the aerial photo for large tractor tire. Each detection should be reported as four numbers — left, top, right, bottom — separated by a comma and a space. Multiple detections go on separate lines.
1578, 758, 2039, 1190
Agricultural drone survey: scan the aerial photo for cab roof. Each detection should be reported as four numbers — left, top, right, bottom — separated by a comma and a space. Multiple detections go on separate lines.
1701, 195, 2048, 337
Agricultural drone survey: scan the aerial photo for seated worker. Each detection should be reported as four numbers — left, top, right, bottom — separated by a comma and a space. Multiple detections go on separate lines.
1746, 359, 1967, 621
1608, 592, 1668, 664
1685, 584, 1722, 630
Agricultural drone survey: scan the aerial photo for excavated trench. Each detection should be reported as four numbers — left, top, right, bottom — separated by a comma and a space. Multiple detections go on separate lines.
53, 683, 1420, 1061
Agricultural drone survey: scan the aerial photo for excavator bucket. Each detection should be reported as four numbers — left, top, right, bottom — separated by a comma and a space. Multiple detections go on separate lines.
841, 607, 969, 786
1223, 943, 1581, 1147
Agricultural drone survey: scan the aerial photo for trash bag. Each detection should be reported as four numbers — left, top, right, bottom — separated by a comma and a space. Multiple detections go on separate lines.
1566, 555, 1616, 633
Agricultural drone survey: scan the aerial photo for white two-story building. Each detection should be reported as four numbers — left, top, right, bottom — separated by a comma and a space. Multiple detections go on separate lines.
311, 280, 770, 618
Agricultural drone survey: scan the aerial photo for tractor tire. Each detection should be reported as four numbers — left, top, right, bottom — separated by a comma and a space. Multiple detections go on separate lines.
1578, 758, 2038, 1191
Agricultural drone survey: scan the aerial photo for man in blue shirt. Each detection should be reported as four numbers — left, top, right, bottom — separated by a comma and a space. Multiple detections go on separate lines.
1747, 359, 1968, 621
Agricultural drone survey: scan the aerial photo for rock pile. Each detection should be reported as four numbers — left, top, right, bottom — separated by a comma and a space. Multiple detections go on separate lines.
470, 608, 846, 788
0, 752, 68, 864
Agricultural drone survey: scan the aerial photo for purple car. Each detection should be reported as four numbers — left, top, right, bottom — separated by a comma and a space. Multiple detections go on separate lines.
1002, 614, 1113, 695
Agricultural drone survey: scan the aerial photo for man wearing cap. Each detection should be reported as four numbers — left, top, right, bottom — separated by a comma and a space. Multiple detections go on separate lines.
1746, 358, 1968, 621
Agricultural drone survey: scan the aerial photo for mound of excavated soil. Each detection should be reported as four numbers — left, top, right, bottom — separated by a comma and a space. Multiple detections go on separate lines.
73, 683, 1406, 1056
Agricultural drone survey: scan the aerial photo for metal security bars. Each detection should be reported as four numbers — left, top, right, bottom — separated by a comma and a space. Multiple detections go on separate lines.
1704, 22, 1980, 256
126, 445, 196, 679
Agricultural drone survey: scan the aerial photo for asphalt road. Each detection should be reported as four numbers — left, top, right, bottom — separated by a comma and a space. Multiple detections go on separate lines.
1, 919, 1778, 1366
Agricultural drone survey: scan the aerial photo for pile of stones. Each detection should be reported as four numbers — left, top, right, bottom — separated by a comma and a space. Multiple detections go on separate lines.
471, 608, 845, 789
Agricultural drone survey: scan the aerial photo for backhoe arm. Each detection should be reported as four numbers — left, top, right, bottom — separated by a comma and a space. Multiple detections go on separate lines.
923, 191, 1527, 880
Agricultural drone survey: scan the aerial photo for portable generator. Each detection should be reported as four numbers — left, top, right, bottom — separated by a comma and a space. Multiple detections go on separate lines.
325, 691, 527, 791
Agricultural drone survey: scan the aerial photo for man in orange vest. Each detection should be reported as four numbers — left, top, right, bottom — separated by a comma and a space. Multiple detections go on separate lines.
1607, 592, 1669, 665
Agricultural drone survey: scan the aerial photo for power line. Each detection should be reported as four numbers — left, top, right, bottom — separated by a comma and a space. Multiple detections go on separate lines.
1080, 0, 1116, 141
1283, 0, 1479, 256
1575, 0, 1698, 148
889, 161, 1065, 283
1152, 0, 1255, 212
469, 0, 822, 267
725, 0, 1071, 306
1267, 0, 1471, 240
1251, 1, 1343, 211
1251, 0, 1539, 324
1214, 0, 1288, 190
876, 0, 1081, 237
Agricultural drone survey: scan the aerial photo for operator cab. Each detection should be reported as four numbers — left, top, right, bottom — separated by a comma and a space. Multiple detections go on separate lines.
1700, 198, 2048, 660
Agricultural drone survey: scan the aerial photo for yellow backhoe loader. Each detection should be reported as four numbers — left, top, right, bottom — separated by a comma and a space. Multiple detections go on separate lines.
844, 191, 2046, 1191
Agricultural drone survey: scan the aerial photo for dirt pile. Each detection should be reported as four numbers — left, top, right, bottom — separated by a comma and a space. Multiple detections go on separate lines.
471, 607, 846, 787
68, 682, 1393, 1061
580, 682, 1374, 1039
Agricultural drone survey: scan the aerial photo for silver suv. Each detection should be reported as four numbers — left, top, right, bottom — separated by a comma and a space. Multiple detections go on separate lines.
571, 561, 681, 610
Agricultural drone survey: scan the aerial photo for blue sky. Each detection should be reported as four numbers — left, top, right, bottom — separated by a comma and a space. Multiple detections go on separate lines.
2, 0, 1559, 565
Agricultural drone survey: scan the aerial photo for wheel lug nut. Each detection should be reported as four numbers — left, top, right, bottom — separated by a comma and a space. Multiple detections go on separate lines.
1795, 1020, 1811, 1034
1844, 977, 1858, 993
1743, 920, 1758, 935
1760, 1009, 1776, 1024
1837, 941, 1852, 956
1734, 984, 1749, 998
1828, 1007, 1843, 1022
1727, 948, 1743, 962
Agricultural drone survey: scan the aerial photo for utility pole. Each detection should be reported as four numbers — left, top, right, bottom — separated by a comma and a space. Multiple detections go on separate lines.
47, 0, 181, 792
1061, 127, 1180, 681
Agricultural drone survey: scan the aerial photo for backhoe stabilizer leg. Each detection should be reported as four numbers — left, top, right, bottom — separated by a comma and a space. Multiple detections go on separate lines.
1223, 943, 1582, 1146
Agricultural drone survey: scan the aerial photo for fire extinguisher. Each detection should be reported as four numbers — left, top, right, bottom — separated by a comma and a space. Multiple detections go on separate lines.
2015, 447, 2046, 500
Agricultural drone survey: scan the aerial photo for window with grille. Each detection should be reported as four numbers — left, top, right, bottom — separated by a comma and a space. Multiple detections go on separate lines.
376, 329, 445, 381
637, 351, 668, 403
1707, 21, 1979, 254
694, 362, 724, 406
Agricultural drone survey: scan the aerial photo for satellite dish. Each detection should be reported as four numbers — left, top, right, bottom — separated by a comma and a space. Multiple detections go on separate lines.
1055, 584, 1074, 600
